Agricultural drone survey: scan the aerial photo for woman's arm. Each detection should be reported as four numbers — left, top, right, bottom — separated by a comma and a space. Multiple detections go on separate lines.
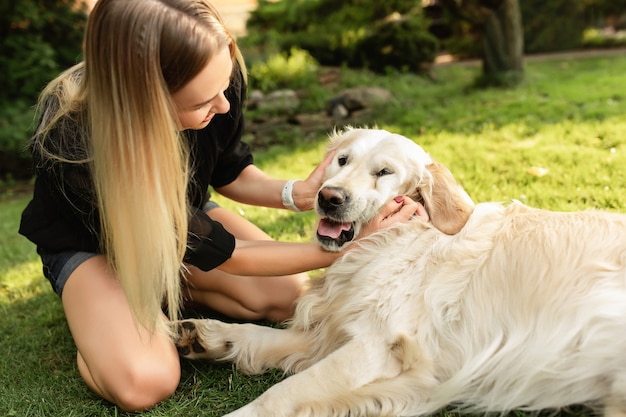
215, 151, 335, 211
216, 196, 426, 276
218, 240, 340, 276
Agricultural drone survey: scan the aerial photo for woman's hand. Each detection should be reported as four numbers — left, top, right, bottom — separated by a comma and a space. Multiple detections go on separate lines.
357, 196, 428, 239
291, 151, 336, 211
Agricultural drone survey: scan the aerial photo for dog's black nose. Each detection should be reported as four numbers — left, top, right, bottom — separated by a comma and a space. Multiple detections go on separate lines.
318, 187, 347, 212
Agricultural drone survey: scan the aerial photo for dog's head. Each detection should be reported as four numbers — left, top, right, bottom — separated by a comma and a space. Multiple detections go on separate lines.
316, 127, 475, 251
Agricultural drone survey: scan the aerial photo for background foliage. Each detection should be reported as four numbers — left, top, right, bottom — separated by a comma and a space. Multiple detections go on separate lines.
2, 0, 626, 182
442, 0, 626, 57
244, 0, 439, 73
0, 0, 87, 180
520, 0, 586, 53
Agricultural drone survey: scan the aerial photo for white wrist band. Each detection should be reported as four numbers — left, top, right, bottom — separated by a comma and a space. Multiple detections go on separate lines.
281, 180, 301, 212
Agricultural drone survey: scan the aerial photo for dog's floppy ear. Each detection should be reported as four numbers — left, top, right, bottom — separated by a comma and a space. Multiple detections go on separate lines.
419, 161, 474, 235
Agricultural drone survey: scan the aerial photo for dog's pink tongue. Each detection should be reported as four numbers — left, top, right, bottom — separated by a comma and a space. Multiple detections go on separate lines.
317, 219, 352, 239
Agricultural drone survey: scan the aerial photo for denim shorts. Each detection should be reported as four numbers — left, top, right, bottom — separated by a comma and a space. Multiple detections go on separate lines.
39, 201, 219, 297
39, 249, 98, 296
202, 200, 220, 212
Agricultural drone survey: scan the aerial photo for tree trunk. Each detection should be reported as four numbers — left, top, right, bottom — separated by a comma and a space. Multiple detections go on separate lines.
480, 0, 524, 85
438, 0, 524, 86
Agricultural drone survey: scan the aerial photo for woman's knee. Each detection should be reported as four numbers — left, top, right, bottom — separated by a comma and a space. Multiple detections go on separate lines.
114, 362, 180, 411
79, 349, 181, 412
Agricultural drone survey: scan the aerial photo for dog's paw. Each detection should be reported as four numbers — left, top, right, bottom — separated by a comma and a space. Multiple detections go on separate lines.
172, 319, 207, 359
171, 318, 233, 360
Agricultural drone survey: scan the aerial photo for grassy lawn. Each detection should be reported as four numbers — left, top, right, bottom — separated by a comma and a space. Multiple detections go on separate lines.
2, 52, 625, 416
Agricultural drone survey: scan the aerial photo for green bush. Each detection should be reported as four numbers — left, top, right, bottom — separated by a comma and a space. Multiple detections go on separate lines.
245, 0, 437, 73
0, 101, 36, 180
0, 1, 87, 103
582, 28, 626, 48
249, 47, 320, 92
357, 14, 438, 73
276, 25, 368, 67
520, 0, 585, 53
0, 0, 87, 179
247, 0, 416, 33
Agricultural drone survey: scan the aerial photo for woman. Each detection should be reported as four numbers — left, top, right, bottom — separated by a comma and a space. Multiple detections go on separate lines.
18, 0, 422, 411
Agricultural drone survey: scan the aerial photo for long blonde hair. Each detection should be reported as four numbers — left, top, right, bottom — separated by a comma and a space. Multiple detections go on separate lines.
33, 0, 244, 335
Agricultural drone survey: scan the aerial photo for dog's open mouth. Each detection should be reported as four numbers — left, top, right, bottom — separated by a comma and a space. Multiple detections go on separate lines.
316, 218, 355, 247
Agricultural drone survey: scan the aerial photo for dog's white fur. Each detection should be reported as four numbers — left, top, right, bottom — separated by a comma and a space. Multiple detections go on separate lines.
315, 127, 474, 251
175, 128, 626, 417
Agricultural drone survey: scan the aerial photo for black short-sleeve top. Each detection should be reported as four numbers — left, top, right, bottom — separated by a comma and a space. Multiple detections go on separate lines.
19, 68, 252, 272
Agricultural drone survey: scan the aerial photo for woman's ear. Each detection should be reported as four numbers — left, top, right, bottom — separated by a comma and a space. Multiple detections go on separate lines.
419, 161, 474, 235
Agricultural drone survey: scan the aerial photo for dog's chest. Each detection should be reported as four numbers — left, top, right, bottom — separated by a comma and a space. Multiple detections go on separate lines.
316, 246, 427, 334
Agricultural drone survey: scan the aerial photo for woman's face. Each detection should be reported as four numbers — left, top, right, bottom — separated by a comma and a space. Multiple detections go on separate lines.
173, 46, 233, 131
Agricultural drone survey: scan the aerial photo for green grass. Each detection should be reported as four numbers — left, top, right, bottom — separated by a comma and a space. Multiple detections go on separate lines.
2, 53, 626, 416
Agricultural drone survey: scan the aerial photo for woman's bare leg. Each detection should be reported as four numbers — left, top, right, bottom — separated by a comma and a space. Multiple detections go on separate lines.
62, 255, 181, 411
184, 207, 308, 322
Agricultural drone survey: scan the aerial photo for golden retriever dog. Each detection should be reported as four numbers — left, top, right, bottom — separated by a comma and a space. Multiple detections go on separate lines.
174, 128, 626, 417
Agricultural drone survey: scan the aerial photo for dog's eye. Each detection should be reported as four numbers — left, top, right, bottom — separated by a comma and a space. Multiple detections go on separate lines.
376, 168, 393, 177
338, 156, 348, 167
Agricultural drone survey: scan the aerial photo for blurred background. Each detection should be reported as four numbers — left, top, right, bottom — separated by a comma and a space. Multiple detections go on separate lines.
1, 0, 625, 185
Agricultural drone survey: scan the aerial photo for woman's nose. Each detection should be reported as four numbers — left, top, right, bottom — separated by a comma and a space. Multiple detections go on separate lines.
212, 92, 230, 114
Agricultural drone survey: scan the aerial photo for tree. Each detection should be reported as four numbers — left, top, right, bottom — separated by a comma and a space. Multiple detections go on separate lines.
439, 0, 524, 86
